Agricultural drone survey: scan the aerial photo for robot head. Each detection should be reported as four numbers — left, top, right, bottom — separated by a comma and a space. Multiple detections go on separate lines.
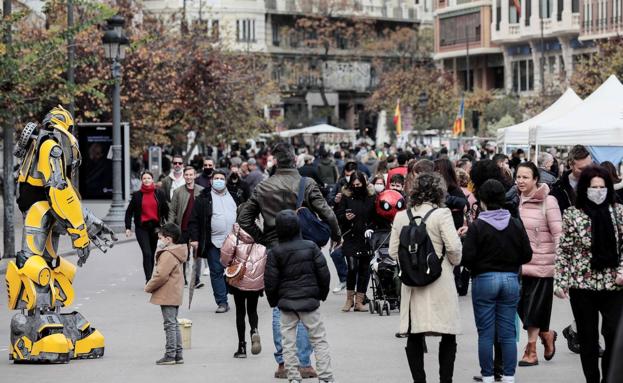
376, 190, 406, 222
43, 105, 75, 133
43, 105, 81, 171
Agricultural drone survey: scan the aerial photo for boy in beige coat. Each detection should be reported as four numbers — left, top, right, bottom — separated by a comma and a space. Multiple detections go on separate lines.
145, 223, 188, 365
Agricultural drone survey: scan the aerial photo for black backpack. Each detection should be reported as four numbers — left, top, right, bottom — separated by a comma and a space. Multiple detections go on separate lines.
398, 208, 445, 287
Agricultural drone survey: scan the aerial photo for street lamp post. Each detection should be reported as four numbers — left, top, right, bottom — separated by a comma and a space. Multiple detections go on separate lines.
418, 91, 429, 146
101, 15, 130, 232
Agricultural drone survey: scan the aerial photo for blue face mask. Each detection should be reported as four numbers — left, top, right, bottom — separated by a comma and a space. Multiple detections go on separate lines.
212, 179, 226, 191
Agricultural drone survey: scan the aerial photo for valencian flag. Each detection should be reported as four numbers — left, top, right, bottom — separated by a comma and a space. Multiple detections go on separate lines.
453, 96, 465, 137
394, 99, 402, 135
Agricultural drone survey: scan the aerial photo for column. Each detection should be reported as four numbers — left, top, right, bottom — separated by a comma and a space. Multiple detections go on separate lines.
531, 0, 541, 30
529, 41, 542, 93
502, 0, 510, 29
558, 36, 574, 81
503, 47, 513, 93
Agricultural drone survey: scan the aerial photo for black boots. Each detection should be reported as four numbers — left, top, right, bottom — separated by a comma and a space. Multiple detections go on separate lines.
233, 341, 247, 358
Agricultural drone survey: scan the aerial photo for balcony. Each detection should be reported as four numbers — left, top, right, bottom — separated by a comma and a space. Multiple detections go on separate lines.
580, 16, 623, 39
492, 13, 580, 43
264, 0, 417, 21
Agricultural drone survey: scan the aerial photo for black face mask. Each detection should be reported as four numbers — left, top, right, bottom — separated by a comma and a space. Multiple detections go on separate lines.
353, 186, 366, 197
203, 168, 213, 177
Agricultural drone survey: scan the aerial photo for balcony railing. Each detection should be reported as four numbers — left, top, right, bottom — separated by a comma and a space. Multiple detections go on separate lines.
265, 0, 416, 20
581, 16, 623, 35
493, 12, 581, 41
509, 23, 520, 34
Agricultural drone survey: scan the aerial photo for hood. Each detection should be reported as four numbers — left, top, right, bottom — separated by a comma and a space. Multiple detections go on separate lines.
365, 157, 378, 165
230, 223, 256, 244
521, 183, 550, 204
157, 243, 188, 263
478, 209, 511, 231
320, 158, 334, 166
276, 209, 301, 242
615, 179, 623, 191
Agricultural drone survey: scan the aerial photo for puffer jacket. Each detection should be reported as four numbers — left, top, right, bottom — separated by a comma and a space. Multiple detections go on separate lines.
237, 168, 341, 248
220, 223, 267, 291
518, 183, 562, 278
145, 244, 188, 306
264, 210, 331, 312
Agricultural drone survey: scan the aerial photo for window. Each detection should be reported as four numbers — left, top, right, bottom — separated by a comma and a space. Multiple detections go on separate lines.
236, 19, 256, 42
496, 0, 502, 30
512, 59, 534, 92
557, 0, 563, 20
526, 0, 531, 25
540, 0, 552, 18
439, 12, 481, 46
509, 0, 519, 23
272, 22, 280, 46
572, 0, 579, 13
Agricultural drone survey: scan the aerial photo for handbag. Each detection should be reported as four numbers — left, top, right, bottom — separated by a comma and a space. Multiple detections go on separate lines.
296, 177, 331, 247
224, 227, 247, 284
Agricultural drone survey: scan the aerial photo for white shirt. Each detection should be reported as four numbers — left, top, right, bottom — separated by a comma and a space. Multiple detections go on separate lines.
168, 172, 185, 199
210, 189, 237, 248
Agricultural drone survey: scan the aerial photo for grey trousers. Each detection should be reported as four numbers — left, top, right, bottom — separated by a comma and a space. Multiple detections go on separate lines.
280, 309, 334, 382
161, 305, 182, 358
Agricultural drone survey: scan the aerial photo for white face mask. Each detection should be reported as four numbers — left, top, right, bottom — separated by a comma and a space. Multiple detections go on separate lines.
266, 160, 274, 169
374, 184, 385, 193
345, 175, 351, 183
587, 187, 608, 205
157, 239, 169, 249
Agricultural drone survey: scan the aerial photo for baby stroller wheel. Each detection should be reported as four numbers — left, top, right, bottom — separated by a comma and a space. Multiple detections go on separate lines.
383, 301, 391, 316
368, 300, 375, 314
377, 301, 384, 316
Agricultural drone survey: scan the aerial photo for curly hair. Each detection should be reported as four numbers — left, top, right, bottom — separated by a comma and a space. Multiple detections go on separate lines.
409, 172, 446, 207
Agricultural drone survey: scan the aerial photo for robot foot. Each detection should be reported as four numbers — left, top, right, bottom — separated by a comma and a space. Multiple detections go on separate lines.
60, 311, 105, 359
9, 313, 72, 363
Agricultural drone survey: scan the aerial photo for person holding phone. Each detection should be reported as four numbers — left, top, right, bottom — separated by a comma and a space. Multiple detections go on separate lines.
334, 171, 376, 312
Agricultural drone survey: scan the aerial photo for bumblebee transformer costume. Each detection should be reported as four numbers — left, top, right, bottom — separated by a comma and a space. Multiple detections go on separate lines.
5, 106, 116, 363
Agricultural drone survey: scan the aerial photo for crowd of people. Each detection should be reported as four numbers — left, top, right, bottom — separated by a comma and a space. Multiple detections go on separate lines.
127, 141, 623, 383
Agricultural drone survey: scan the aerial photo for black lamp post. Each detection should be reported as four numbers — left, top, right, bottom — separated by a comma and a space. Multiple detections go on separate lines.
101, 15, 130, 232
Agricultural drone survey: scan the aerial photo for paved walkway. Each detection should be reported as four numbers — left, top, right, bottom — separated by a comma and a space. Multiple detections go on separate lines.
0, 240, 587, 382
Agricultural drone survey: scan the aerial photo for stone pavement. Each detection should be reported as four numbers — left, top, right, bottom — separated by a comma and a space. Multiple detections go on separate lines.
0, 240, 586, 382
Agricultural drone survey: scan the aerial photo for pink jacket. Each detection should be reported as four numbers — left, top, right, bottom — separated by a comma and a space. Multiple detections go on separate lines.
518, 183, 562, 278
220, 223, 267, 291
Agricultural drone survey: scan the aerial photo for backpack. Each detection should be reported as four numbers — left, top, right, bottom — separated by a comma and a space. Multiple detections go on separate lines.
398, 208, 445, 287
296, 177, 331, 247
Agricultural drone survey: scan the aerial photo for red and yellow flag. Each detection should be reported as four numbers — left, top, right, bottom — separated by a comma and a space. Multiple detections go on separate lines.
453, 96, 465, 137
394, 99, 402, 135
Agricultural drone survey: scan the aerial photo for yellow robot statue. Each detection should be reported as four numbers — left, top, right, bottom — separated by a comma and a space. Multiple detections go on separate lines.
5, 106, 117, 363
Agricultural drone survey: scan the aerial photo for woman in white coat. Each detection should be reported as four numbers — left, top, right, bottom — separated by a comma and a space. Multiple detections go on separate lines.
389, 172, 463, 383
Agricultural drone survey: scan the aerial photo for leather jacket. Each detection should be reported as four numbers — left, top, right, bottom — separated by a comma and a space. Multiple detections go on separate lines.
237, 168, 341, 248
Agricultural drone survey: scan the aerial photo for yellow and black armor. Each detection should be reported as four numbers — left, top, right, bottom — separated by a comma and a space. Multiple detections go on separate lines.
6, 106, 116, 363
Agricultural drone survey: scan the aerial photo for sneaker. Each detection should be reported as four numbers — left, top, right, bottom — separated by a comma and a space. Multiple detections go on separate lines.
332, 281, 346, 293
194, 282, 205, 289
202, 269, 209, 276
250, 329, 261, 355
473, 375, 502, 382
175, 355, 184, 364
299, 366, 318, 378
215, 303, 229, 313
395, 332, 408, 338
156, 356, 176, 365
274, 363, 287, 379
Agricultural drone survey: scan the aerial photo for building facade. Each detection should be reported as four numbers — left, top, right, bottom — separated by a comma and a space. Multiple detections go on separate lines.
143, 0, 429, 131
578, 0, 623, 40
433, 0, 506, 91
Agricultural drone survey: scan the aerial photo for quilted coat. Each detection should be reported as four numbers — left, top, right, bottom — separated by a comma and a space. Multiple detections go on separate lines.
220, 223, 267, 291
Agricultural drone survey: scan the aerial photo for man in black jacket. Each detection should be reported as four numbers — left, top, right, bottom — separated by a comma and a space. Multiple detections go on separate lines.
237, 142, 340, 379
265, 210, 334, 383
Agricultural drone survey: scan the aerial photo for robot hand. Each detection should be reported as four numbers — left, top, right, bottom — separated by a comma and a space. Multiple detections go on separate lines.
76, 246, 91, 267
84, 209, 118, 253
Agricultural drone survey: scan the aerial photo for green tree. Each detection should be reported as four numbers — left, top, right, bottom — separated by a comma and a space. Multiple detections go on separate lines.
571, 38, 623, 98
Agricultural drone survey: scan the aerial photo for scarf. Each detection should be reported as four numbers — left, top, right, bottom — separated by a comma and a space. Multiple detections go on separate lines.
583, 201, 619, 270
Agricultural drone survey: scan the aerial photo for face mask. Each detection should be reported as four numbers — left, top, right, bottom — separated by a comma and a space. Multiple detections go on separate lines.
157, 239, 168, 249
587, 187, 608, 205
374, 184, 385, 193
203, 168, 213, 177
266, 160, 274, 169
345, 175, 351, 183
353, 186, 366, 196
212, 179, 226, 191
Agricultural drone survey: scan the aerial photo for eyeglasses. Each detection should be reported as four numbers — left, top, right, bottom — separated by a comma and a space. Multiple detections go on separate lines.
173, 161, 183, 165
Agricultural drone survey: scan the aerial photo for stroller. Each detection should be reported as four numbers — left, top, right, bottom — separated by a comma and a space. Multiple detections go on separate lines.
367, 228, 401, 316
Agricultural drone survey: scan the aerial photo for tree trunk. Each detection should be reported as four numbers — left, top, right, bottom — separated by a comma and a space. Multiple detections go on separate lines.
3, 0, 15, 259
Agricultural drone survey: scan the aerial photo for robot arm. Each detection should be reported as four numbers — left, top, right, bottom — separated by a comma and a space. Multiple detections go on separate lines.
38, 139, 91, 260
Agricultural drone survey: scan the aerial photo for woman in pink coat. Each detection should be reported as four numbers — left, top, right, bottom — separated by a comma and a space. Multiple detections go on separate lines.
516, 162, 562, 367
221, 223, 267, 359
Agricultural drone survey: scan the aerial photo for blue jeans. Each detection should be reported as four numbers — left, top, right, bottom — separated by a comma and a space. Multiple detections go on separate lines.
272, 308, 313, 367
205, 245, 228, 306
472, 272, 520, 378
330, 247, 347, 283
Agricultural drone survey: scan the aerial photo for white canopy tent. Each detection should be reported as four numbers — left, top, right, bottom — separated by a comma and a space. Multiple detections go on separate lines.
276, 124, 357, 143
530, 75, 623, 147
496, 88, 582, 149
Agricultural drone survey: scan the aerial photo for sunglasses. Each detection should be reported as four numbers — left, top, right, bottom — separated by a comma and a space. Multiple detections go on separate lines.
173, 161, 184, 165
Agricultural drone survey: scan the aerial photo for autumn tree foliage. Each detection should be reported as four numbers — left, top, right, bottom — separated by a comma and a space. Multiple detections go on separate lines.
571, 38, 623, 98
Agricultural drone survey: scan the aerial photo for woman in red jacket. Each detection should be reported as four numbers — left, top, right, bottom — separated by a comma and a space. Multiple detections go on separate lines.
516, 162, 562, 366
